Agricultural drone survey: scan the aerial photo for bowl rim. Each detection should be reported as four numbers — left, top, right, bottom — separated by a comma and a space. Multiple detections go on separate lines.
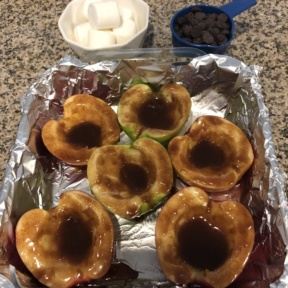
58, 0, 150, 51
170, 4, 235, 50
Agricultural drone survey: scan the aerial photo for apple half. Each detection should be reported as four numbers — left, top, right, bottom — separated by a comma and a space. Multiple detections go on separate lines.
155, 186, 255, 288
15, 190, 114, 288
87, 137, 173, 219
117, 83, 192, 143
42, 94, 120, 165
168, 115, 254, 192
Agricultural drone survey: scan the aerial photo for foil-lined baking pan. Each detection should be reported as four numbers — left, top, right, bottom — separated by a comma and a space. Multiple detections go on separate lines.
0, 51, 287, 287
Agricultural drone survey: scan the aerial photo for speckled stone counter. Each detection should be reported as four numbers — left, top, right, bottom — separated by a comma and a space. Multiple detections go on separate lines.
1, 0, 287, 192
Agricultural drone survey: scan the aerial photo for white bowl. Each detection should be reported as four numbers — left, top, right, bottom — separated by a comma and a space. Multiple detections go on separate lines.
58, 0, 150, 58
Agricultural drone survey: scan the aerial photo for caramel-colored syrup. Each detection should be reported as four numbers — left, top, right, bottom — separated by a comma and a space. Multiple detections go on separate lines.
138, 98, 174, 130
189, 140, 226, 169
177, 217, 229, 271
120, 162, 148, 193
66, 122, 101, 148
56, 214, 93, 263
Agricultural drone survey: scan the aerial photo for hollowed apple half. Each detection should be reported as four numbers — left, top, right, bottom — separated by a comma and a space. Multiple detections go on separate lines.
42, 94, 120, 165
155, 186, 255, 288
87, 137, 173, 219
117, 83, 192, 143
15, 190, 114, 288
168, 115, 254, 192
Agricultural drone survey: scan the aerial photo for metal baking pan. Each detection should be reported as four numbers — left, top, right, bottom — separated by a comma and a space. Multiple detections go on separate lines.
0, 50, 287, 287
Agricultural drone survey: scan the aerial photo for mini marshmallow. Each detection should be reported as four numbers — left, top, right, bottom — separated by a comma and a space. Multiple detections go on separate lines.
113, 19, 137, 44
88, 29, 116, 48
119, 7, 133, 21
83, 0, 103, 19
74, 22, 91, 46
88, 0, 121, 30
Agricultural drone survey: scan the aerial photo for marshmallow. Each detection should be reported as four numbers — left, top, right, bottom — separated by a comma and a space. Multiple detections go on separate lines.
113, 19, 137, 44
88, 0, 121, 30
88, 29, 116, 48
83, 0, 103, 19
119, 7, 133, 21
71, 0, 87, 26
74, 22, 91, 46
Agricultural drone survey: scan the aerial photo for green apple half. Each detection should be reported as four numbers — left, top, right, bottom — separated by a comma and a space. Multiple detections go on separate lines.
15, 190, 114, 288
155, 186, 255, 288
117, 83, 192, 143
87, 137, 173, 219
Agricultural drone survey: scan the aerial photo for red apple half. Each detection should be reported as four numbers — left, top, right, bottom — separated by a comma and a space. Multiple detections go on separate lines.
155, 186, 255, 288
15, 190, 114, 288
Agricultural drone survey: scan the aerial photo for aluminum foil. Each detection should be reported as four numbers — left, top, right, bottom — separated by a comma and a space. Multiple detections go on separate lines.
0, 53, 287, 287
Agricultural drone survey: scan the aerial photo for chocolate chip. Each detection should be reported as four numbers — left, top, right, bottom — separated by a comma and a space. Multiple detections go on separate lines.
176, 16, 188, 26
217, 13, 228, 22
202, 30, 214, 44
186, 12, 195, 22
189, 18, 199, 26
182, 24, 192, 36
198, 21, 207, 30
206, 17, 215, 28
190, 26, 203, 38
209, 13, 218, 20
208, 27, 220, 37
195, 12, 206, 20
216, 34, 228, 45
215, 20, 230, 30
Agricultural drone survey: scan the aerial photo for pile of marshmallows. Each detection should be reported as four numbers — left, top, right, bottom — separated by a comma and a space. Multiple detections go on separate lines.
73, 0, 137, 48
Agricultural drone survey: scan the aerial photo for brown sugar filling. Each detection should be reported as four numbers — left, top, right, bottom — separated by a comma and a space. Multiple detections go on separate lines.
188, 139, 226, 169
120, 162, 149, 193
138, 98, 175, 130
56, 213, 93, 264
177, 217, 229, 271
66, 122, 102, 148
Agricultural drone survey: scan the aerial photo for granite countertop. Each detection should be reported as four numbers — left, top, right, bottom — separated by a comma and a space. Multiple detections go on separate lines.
1, 0, 287, 192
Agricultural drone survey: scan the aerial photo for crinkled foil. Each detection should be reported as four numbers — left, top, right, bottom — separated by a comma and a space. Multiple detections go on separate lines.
0, 53, 287, 287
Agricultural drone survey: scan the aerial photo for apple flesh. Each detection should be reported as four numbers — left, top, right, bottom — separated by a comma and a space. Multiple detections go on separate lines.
168, 115, 254, 192
155, 186, 255, 288
87, 137, 174, 219
42, 94, 120, 165
15, 190, 114, 288
117, 83, 192, 143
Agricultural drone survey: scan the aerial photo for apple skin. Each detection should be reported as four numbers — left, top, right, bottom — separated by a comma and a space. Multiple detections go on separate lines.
168, 115, 254, 192
155, 186, 255, 288
87, 137, 174, 219
42, 94, 120, 166
15, 190, 114, 288
117, 83, 192, 143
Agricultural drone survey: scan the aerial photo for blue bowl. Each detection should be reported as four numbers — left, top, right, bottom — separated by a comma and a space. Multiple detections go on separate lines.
170, 0, 256, 54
